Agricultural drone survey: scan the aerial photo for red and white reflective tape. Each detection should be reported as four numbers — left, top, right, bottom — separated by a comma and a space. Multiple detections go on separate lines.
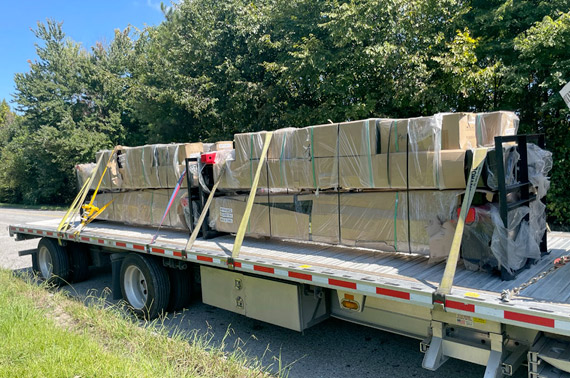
232, 262, 432, 306
445, 299, 569, 331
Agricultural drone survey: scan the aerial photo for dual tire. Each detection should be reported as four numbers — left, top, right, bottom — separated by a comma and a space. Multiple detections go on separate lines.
119, 254, 193, 319
34, 238, 192, 319
33, 238, 90, 285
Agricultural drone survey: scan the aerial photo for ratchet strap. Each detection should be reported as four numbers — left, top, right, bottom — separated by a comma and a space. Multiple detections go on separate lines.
150, 169, 188, 244
436, 148, 488, 296
231, 132, 273, 259
58, 147, 117, 241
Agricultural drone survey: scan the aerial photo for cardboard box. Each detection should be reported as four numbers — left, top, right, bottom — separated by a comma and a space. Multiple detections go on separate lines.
379, 117, 440, 153
212, 141, 234, 151
389, 150, 466, 189
268, 128, 311, 159
214, 159, 268, 190
340, 191, 405, 251
267, 159, 312, 189
339, 155, 389, 189
305, 123, 338, 158
476, 111, 519, 147
378, 119, 406, 153
269, 195, 310, 240
95, 150, 122, 190
340, 191, 461, 253
142, 145, 161, 188
234, 131, 267, 162
210, 196, 270, 236
313, 157, 338, 189
441, 113, 476, 150
305, 193, 340, 244
339, 119, 380, 157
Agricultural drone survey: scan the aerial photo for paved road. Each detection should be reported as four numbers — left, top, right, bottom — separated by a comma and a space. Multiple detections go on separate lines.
1, 208, 525, 378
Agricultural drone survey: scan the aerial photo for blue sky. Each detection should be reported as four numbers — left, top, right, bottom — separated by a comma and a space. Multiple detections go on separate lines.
0, 0, 168, 108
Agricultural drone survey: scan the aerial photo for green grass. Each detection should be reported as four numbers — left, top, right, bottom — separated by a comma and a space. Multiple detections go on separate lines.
0, 269, 280, 377
0, 202, 67, 211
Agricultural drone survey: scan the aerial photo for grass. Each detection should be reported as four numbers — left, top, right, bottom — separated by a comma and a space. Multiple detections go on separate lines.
0, 202, 67, 211
0, 269, 282, 378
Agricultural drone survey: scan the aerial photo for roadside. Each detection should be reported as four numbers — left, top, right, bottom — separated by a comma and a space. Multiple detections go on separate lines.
0, 268, 269, 377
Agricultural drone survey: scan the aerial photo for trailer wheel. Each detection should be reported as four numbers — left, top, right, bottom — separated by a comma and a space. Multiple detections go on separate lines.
167, 268, 192, 312
36, 238, 70, 286
67, 243, 90, 283
120, 254, 170, 319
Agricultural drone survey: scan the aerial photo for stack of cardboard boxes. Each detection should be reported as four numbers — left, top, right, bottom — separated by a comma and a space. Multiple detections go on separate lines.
84, 141, 233, 230
209, 111, 519, 255
81, 111, 520, 258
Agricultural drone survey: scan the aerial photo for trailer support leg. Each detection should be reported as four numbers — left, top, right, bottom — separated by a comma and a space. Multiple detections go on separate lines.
484, 332, 504, 378
422, 321, 448, 371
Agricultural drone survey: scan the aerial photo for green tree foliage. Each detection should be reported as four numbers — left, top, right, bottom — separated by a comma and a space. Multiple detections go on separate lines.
2, 2, 570, 226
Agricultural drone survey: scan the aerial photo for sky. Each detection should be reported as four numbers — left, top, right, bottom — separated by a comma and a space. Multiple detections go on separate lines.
0, 0, 168, 108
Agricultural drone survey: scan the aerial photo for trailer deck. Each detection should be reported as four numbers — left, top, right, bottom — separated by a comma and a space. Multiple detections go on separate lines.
9, 218, 570, 339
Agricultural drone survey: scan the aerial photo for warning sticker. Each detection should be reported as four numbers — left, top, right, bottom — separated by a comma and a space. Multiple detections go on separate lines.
456, 314, 473, 327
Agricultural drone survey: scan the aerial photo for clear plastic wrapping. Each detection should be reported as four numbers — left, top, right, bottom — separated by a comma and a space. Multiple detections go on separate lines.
95, 150, 122, 190
527, 143, 552, 199
94, 143, 204, 192
490, 205, 540, 275
91, 189, 188, 230
475, 111, 519, 147
340, 191, 461, 254
208, 190, 462, 255
75, 163, 96, 189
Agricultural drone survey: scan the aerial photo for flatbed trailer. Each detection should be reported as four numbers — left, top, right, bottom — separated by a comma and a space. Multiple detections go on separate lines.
8, 218, 570, 377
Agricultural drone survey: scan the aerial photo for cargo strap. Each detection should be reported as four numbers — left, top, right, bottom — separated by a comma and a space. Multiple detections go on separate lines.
184, 164, 227, 252
436, 148, 488, 297
57, 147, 117, 242
150, 169, 188, 244
232, 132, 273, 259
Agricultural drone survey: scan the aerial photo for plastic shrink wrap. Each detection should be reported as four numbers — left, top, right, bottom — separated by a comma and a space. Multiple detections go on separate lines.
92, 189, 188, 230
75, 163, 96, 189
208, 190, 462, 256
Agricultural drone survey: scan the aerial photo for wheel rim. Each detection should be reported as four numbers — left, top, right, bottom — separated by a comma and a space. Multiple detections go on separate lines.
38, 245, 53, 279
124, 265, 148, 310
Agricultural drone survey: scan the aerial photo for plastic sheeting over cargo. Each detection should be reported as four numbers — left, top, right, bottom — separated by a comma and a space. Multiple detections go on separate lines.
92, 189, 188, 230
81, 142, 234, 191
209, 191, 463, 257
215, 111, 518, 192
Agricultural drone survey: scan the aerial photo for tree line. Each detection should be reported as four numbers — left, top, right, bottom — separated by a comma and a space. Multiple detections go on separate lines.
0, 0, 569, 226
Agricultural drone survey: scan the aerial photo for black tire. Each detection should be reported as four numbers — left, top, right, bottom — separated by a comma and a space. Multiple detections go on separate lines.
120, 254, 170, 319
167, 268, 192, 312
36, 238, 70, 286
67, 243, 90, 283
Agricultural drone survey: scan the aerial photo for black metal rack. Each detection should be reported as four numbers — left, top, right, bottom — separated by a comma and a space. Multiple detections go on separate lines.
184, 157, 219, 239
494, 134, 547, 253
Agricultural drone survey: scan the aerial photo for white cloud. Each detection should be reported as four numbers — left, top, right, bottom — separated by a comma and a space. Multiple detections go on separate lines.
146, 0, 162, 12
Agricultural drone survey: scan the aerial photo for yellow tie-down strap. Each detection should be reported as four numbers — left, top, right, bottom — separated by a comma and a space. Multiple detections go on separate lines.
437, 148, 488, 296
57, 147, 118, 239
232, 132, 273, 259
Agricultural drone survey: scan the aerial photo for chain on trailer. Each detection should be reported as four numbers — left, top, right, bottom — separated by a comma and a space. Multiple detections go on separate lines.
501, 255, 570, 302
